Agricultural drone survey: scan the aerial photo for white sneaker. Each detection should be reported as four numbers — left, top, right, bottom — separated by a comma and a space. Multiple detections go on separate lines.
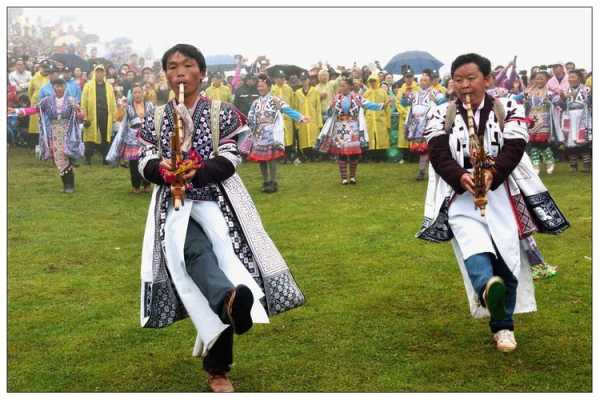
546, 163, 555, 175
341, 179, 348, 185
493, 329, 517, 352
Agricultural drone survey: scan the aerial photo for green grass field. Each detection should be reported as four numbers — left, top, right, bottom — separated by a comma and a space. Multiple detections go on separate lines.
7, 147, 592, 392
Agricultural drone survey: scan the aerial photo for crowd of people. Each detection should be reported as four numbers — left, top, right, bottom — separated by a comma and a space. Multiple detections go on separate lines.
7, 16, 593, 195
5, 14, 587, 391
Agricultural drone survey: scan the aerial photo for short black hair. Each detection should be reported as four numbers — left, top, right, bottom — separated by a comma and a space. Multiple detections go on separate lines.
341, 77, 354, 87
257, 73, 272, 87
451, 53, 492, 77
569, 69, 584, 82
161, 44, 206, 73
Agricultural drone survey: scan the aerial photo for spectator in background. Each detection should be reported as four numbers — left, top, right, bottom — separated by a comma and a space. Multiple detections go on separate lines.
81, 64, 117, 165
293, 73, 323, 161
73, 66, 86, 90
121, 70, 137, 99
63, 66, 82, 103
27, 59, 50, 147
205, 72, 233, 102
39, 65, 59, 99
143, 81, 157, 104
127, 53, 140, 74
155, 70, 171, 105
315, 68, 337, 122
8, 59, 32, 94
233, 73, 259, 117
565, 61, 576, 72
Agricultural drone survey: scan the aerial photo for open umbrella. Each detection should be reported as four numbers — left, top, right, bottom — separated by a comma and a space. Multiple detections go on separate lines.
54, 35, 80, 47
266, 64, 307, 79
205, 54, 237, 73
50, 53, 91, 72
384, 50, 444, 75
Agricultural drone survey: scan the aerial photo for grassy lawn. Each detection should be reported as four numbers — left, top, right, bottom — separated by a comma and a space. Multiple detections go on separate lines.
7, 147, 592, 392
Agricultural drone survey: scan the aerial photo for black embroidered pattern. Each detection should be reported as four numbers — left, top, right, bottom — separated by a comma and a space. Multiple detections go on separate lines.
415, 197, 454, 242
525, 191, 570, 234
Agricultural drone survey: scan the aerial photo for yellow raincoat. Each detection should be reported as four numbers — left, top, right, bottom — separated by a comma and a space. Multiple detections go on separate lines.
315, 80, 337, 115
363, 74, 390, 150
271, 83, 295, 146
431, 82, 447, 95
293, 87, 323, 150
395, 82, 421, 149
81, 78, 117, 144
27, 71, 49, 134
205, 84, 233, 102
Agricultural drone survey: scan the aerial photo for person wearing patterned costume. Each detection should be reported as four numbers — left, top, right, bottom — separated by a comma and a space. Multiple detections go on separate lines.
558, 70, 592, 172
417, 53, 569, 353
9, 78, 85, 193
137, 44, 304, 393
106, 84, 155, 193
401, 70, 447, 180
524, 71, 556, 175
241, 73, 309, 193
316, 77, 387, 184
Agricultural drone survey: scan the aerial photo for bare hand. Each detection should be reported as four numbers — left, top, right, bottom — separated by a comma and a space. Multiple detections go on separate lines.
181, 168, 197, 181
159, 158, 174, 171
460, 173, 476, 194
484, 170, 493, 192
300, 116, 311, 124
8, 107, 16, 115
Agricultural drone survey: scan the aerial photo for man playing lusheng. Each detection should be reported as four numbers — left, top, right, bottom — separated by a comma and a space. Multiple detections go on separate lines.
137, 44, 304, 392
417, 53, 569, 352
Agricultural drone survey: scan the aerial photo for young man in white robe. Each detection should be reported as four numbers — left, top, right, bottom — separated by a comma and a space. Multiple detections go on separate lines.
417, 53, 569, 353
137, 44, 304, 392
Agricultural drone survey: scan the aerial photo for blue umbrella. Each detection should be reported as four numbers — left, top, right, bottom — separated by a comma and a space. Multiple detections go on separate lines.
384, 50, 444, 75
205, 54, 236, 66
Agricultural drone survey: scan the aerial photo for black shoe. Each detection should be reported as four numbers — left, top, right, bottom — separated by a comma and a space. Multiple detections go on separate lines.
416, 170, 425, 181
62, 171, 75, 193
224, 285, 254, 335
272, 181, 279, 192
261, 181, 269, 192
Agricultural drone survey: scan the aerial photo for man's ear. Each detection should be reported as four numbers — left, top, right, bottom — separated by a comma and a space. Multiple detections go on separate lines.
483, 74, 493, 89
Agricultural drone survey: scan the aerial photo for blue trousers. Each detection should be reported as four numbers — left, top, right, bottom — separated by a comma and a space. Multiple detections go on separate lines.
464, 251, 518, 332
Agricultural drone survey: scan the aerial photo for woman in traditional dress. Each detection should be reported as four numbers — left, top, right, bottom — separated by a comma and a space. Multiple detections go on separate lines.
525, 71, 555, 175
316, 77, 388, 184
559, 70, 592, 172
241, 73, 309, 193
107, 84, 155, 192
402, 71, 446, 180
8, 78, 85, 193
